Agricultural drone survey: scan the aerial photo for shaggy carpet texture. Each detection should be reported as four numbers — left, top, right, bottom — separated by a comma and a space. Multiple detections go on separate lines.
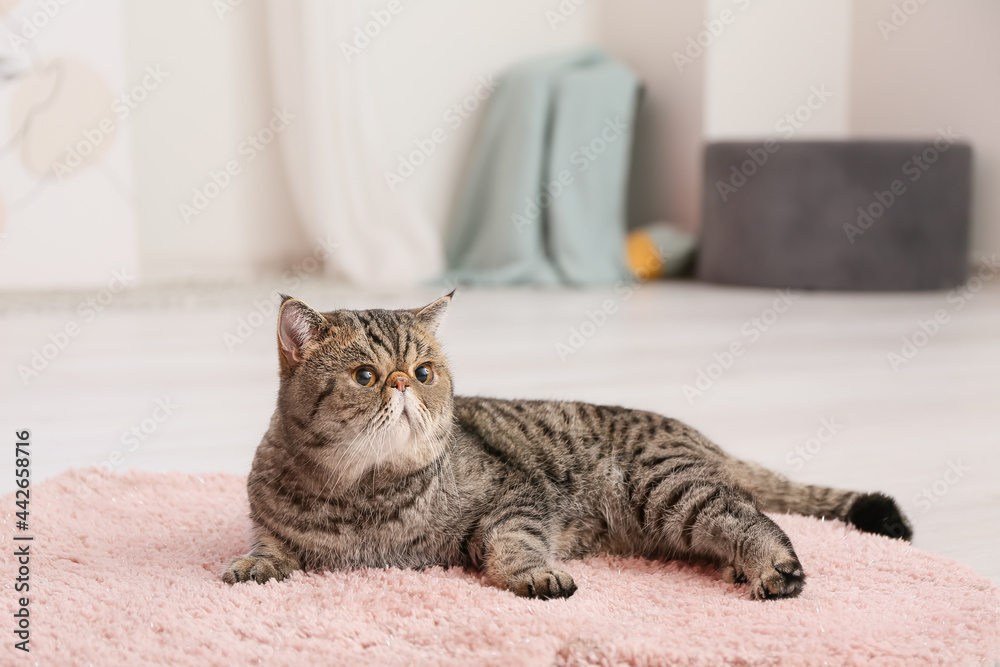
3, 469, 998, 666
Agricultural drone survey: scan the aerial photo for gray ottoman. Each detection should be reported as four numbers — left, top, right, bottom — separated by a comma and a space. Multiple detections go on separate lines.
697, 139, 973, 290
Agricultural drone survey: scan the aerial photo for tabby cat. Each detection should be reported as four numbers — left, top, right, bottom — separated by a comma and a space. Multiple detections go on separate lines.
223, 294, 912, 600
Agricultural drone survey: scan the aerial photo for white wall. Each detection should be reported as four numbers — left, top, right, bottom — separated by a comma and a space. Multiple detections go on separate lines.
703, 0, 852, 140
597, 0, 706, 232
364, 0, 601, 232
122, 0, 601, 285
123, 0, 306, 284
849, 0, 1000, 261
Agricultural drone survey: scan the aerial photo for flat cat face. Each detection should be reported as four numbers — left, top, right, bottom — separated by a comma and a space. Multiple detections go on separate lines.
274, 293, 454, 483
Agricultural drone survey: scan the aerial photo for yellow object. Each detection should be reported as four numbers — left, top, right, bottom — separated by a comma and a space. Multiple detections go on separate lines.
626, 230, 665, 281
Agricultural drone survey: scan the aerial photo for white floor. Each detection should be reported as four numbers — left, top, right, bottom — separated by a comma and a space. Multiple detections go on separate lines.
1, 278, 997, 583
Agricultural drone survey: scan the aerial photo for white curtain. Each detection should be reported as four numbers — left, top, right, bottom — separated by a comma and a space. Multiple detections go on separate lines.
266, 0, 443, 287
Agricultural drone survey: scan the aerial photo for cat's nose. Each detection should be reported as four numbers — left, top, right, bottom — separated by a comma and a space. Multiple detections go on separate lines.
387, 370, 409, 392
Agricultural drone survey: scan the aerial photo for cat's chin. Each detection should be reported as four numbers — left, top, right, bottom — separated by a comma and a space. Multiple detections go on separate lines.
383, 408, 444, 469
313, 419, 436, 490
389, 411, 431, 453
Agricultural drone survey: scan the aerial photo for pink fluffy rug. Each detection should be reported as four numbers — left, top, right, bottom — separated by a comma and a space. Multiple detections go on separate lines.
4, 469, 998, 666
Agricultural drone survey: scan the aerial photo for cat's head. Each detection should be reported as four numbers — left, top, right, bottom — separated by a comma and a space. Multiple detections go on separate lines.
273, 293, 455, 480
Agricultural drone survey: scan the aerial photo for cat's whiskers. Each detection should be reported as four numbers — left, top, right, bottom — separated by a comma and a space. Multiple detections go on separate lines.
408, 407, 440, 486
314, 413, 382, 500
412, 404, 463, 517
314, 428, 366, 499
371, 408, 390, 494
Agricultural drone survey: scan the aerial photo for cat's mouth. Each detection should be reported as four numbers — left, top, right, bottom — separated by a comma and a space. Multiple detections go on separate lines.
400, 401, 420, 430
388, 392, 417, 429
385, 392, 431, 444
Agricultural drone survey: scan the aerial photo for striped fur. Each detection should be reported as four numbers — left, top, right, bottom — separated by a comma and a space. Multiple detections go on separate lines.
223, 295, 912, 600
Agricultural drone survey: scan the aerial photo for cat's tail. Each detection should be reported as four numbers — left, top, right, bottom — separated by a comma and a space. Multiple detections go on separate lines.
724, 458, 913, 541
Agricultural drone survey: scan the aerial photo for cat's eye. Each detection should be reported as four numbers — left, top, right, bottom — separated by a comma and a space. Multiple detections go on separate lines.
414, 363, 433, 384
353, 366, 377, 387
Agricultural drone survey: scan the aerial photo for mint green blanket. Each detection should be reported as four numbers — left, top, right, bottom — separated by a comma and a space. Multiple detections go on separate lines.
445, 48, 640, 286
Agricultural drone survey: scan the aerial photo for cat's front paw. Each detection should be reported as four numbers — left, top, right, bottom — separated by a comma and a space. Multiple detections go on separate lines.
511, 568, 577, 599
745, 553, 805, 600
222, 555, 293, 584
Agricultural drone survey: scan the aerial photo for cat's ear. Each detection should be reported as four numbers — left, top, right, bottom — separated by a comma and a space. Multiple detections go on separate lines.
411, 291, 454, 334
277, 295, 326, 368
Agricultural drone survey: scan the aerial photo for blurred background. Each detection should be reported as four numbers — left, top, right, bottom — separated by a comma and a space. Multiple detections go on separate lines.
0, 1, 997, 581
